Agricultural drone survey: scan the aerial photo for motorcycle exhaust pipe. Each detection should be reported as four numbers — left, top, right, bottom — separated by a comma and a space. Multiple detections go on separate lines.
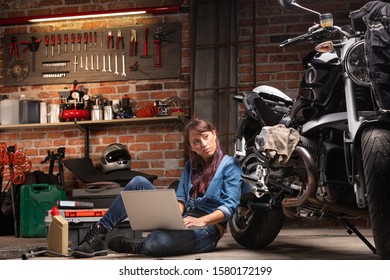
282, 146, 319, 208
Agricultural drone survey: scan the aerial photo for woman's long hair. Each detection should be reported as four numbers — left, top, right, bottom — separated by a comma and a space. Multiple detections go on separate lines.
183, 117, 224, 197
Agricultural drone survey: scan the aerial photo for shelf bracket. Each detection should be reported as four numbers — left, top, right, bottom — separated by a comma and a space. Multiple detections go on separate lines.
73, 121, 90, 158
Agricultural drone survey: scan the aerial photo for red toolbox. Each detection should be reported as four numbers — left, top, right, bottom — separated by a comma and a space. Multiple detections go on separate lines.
45, 209, 141, 248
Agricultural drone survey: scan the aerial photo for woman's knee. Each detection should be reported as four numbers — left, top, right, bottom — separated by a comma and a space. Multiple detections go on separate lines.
123, 176, 154, 191
142, 236, 165, 257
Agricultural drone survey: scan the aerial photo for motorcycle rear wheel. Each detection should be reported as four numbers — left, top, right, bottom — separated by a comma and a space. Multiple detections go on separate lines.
229, 202, 284, 249
361, 127, 390, 259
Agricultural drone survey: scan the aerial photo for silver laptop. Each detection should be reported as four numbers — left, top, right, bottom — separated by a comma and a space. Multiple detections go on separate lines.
121, 189, 205, 231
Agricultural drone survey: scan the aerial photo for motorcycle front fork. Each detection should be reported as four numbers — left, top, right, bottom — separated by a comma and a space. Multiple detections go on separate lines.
343, 73, 367, 209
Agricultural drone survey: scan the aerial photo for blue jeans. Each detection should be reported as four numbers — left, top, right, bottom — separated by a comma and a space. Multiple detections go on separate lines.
99, 176, 221, 257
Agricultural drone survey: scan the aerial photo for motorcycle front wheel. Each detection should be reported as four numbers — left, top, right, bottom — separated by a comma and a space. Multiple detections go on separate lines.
229, 200, 284, 249
361, 127, 390, 259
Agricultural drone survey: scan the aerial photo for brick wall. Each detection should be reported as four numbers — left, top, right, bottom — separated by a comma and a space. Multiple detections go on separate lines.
0, 0, 189, 192
237, 0, 368, 97
0, 0, 369, 194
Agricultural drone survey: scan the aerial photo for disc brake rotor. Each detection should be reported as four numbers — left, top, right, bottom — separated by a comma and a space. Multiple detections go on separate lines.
7, 58, 29, 82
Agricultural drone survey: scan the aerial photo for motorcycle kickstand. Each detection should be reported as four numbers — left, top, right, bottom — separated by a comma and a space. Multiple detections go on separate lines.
338, 218, 376, 254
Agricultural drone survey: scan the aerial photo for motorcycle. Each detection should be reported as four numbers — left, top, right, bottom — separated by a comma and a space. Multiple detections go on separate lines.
229, 0, 390, 259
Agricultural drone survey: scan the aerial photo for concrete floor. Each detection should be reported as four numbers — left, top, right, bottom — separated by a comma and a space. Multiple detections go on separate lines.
0, 225, 378, 260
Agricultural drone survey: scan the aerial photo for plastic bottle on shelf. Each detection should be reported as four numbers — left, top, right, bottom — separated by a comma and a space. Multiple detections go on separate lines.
47, 206, 69, 256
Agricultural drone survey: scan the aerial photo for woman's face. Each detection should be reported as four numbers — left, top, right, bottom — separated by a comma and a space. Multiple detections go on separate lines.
188, 129, 217, 161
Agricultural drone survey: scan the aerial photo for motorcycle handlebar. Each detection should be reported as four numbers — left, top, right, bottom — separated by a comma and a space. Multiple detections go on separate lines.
279, 24, 348, 48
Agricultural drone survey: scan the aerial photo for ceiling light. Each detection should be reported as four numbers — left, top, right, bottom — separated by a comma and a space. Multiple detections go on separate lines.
0, 5, 180, 26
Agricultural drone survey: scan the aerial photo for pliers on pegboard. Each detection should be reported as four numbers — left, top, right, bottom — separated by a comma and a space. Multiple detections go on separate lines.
116, 29, 124, 49
9, 37, 19, 59
107, 31, 114, 49
129, 29, 137, 56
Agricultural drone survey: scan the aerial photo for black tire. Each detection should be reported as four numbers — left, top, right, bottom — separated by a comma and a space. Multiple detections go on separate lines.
361, 127, 390, 259
229, 202, 284, 249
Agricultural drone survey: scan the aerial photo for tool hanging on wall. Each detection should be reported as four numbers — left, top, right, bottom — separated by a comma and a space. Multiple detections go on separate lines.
83, 32, 88, 51
57, 34, 62, 56
108, 53, 112, 72
42, 72, 69, 78
20, 36, 41, 72
94, 31, 97, 48
42, 61, 69, 68
129, 61, 148, 76
45, 35, 49, 57
107, 31, 114, 49
102, 54, 106, 72
116, 30, 124, 49
153, 27, 175, 67
7, 59, 29, 82
129, 29, 137, 56
114, 53, 119, 75
9, 37, 19, 59
140, 27, 151, 59
85, 55, 88, 70
77, 33, 82, 52
121, 53, 126, 77
51, 35, 55, 57
73, 56, 78, 72
96, 54, 100, 71
64, 34, 68, 53
90, 54, 94, 71
80, 54, 83, 69
71, 34, 75, 52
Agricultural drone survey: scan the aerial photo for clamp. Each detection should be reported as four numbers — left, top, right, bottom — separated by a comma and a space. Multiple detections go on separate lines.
19, 37, 41, 71
153, 27, 175, 67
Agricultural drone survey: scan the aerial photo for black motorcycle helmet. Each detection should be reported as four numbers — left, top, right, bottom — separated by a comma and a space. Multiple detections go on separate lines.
100, 143, 131, 173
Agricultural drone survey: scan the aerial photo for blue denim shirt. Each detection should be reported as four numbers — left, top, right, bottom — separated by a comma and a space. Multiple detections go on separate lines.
176, 155, 242, 226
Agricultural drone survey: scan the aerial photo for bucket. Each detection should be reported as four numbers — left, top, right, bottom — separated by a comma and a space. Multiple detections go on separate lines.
0, 99, 19, 125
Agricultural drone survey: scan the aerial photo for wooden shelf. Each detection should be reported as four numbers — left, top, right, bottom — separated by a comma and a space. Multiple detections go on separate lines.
0, 115, 187, 131
0, 115, 187, 157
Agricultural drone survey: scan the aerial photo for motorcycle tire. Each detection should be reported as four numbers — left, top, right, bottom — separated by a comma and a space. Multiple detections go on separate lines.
229, 204, 284, 249
361, 127, 390, 259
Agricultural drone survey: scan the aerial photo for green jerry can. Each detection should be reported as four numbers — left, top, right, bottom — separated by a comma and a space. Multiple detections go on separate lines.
19, 184, 66, 237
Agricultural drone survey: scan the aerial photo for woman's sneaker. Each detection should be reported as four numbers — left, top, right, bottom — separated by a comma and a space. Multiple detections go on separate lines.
72, 223, 108, 258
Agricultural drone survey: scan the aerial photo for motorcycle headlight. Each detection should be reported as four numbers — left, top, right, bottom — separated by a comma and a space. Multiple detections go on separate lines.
344, 40, 370, 86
